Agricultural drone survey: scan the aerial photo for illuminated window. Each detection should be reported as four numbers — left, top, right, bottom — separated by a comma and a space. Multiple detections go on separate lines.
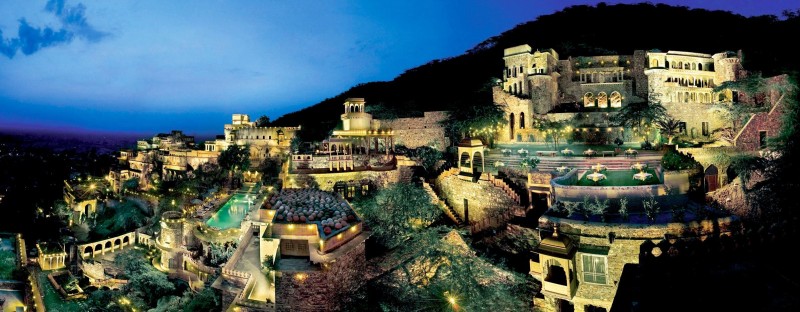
584, 93, 595, 107
581, 254, 607, 284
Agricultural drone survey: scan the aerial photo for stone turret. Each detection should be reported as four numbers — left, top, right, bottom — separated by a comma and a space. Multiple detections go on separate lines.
158, 211, 185, 270
341, 98, 375, 131
712, 51, 742, 85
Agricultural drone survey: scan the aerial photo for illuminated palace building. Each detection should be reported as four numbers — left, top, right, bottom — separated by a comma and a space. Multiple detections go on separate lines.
497, 44, 743, 143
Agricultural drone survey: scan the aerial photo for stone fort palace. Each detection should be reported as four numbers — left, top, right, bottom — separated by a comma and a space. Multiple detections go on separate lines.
496, 44, 744, 143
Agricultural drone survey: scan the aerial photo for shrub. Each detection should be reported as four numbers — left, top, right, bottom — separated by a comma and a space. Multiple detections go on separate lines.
618, 198, 629, 221
643, 196, 660, 222
661, 149, 698, 170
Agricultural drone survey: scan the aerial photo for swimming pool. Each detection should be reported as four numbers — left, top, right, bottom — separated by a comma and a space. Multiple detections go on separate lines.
206, 194, 256, 230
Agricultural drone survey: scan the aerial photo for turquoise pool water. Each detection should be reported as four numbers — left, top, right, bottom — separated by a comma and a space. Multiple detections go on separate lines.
206, 194, 256, 230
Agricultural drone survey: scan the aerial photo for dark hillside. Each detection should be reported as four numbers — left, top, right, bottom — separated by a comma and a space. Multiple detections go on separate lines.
272, 3, 800, 141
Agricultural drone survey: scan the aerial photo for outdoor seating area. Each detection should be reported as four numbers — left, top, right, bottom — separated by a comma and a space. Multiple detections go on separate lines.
575, 168, 661, 186
630, 163, 647, 171
586, 172, 607, 183
633, 171, 653, 181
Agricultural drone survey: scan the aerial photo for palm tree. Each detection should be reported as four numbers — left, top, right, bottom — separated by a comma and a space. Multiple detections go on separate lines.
654, 116, 682, 145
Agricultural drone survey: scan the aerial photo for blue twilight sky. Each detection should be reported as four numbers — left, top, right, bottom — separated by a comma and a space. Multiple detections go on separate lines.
1, 0, 797, 135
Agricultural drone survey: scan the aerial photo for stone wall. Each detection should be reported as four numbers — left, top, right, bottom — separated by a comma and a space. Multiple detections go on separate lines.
275, 239, 366, 312
734, 96, 785, 151
284, 168, 403, 191
631, 50, 649, 98
435, 174, 517, 222
676, 146, 739, 186
661, 102, 727, 140
379, 111, 449, 150
535, 215, 738, 312
494, 86, 535, 143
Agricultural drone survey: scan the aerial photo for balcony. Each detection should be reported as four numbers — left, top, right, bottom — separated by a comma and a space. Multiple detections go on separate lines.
542, 281, 571, 299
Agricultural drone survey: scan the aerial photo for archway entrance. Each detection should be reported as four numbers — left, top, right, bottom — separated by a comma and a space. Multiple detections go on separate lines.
705, 165, 719, 192
472, 151, 483, 182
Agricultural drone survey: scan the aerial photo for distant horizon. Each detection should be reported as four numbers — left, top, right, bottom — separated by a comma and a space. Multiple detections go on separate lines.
2, 0, 798, 134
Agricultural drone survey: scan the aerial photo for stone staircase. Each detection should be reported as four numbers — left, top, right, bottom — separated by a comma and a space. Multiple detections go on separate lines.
421, 174, 463, 225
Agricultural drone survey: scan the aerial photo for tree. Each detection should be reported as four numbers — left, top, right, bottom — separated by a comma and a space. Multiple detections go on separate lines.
114, 249, 176, 307
534, 118, 571, 150
218, 144, 251, 188
654, 116, 682, 145
444, 85, 506, 147
207, 241, 237, 266
710, 127, 736, 145
126, 269, 176, 307
183, 288, 220, 312
415, 144, 443, 174
255, 115, 271, 127
611, 100, 667, 142
353, 183, 442, 249
371, 227, 534, 312
85, 289, 124, 312
149, 295, 186, 312
256, 156, 282, 186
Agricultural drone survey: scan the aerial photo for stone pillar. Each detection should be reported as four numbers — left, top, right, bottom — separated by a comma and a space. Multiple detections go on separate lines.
463, 199, 469, 225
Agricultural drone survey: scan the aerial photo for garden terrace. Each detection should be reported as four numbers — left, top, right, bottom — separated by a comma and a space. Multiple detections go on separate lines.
551, 168, 689, 209
574, 169, 661, 186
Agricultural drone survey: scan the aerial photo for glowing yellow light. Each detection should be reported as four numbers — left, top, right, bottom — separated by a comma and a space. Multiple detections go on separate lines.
288, 224, 295, 230
448, 296, 456, 305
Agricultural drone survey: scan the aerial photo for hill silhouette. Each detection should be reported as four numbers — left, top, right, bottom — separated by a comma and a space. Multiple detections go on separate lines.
271, 2, 800, 141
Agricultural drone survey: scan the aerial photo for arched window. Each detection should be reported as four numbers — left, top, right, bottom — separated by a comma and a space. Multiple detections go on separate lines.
509, 113, 515, 140
698, 63, 703, 71
513, 67, 517, 77
678, 61, 683, 69
584, 93, 595, 107
665, 60, 669, 68
684, 92, 690, 103
597, 92, 608, 108
692, 63, 696, 70
460, 152, 471, 167
610, 91, 622, 107
520, 112, 525, 129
